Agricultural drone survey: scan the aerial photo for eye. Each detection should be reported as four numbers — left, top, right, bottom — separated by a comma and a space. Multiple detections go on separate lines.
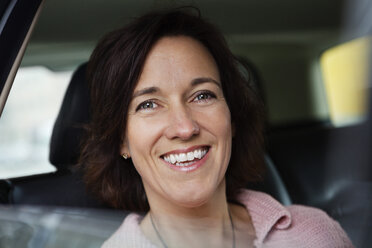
193, 91, 216, 102
136, 100, 158, 111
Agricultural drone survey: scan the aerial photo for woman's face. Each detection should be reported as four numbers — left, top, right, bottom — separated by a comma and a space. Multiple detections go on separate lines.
122, 36, 232, 209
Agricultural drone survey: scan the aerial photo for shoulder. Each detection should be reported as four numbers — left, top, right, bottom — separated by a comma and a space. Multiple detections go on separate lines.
280, 205, 354, 248
238, 189, 354, 248
101, 213, 156, 248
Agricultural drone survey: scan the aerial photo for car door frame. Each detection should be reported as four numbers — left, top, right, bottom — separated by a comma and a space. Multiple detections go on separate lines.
0, 0, 44, 117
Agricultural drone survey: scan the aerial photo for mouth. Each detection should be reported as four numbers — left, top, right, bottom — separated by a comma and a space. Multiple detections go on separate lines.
160, 146, 210, 171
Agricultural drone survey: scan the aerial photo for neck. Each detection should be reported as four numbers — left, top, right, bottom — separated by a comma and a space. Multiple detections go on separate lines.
146, 179, 229, 225
141, 180, 235, 248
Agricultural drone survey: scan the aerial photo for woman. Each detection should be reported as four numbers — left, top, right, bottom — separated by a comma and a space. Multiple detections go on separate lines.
80, 8, 353, 248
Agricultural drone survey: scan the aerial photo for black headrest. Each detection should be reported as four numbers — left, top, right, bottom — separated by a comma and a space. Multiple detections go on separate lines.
49, 63, 90, 170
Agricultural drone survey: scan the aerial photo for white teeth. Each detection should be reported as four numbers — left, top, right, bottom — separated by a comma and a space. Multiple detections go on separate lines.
201, 150, 207, 157
179, 153, 187, 162
170, 154, 176, 164
194, 149, 201, 159
187, 152, 194, 161
162, 148, 209, 165
175, 161, 193, 167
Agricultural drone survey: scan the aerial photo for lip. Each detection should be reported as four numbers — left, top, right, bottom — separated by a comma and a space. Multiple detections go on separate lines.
160, 145, 210, 172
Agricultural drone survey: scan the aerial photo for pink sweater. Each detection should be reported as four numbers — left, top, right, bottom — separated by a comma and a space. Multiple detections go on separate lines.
102, 190, 354, 248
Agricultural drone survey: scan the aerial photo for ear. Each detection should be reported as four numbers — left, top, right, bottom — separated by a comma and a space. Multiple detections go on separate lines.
120, 139, 130, 157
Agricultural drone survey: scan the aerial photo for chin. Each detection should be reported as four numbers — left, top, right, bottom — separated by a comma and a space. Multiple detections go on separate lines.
165, 183, 218, 208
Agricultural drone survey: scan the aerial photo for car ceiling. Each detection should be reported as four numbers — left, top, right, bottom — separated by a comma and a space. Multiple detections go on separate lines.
21, 0, 345, 71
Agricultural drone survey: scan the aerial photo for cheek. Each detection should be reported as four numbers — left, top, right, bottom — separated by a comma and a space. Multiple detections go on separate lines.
126, 115, 165, 159
125, 117, 159, 180
198, 103, 232, 137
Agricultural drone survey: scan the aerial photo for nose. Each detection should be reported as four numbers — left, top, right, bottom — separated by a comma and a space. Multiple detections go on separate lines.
165, 105, 200, 140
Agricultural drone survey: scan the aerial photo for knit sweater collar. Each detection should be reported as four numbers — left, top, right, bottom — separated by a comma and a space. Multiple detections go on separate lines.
237, 189, 292, 246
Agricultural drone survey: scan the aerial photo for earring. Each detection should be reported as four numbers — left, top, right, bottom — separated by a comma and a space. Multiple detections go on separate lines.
122, 153, 130, 159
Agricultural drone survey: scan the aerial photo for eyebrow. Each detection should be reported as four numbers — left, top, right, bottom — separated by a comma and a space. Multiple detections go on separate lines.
132, 87, 160, 99
191, 77, 221, 87
132, 77, 221, 99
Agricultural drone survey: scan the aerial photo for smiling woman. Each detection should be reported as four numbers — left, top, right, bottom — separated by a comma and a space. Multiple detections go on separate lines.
81, 8, 265, 213
122, 36, 233, 210
79, 8, 353, 248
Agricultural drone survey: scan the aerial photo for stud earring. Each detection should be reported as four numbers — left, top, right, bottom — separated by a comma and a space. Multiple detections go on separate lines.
122, 153, 130, 159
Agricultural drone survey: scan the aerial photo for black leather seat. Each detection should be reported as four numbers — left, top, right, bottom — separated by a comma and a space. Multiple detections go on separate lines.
7, 63, 103, 208
268, 123, 372, 247
49, 63, 90, 169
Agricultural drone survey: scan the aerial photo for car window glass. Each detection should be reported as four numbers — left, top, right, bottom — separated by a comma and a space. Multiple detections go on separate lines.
321, 36, 371, 127
0, 66, 71, 179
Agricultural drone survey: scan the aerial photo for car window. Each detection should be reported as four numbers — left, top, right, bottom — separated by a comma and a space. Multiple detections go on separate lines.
0, 66, 71, 179
321, 36, 371, 127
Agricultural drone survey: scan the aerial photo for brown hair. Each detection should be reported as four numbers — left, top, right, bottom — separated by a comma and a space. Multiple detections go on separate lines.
80, 7, 265, 212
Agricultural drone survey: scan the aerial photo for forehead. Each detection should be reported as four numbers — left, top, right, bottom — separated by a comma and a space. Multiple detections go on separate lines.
136, 36, 220, 90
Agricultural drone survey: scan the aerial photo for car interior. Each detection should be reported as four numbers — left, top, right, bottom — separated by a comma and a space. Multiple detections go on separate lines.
0, 0, 371, 247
